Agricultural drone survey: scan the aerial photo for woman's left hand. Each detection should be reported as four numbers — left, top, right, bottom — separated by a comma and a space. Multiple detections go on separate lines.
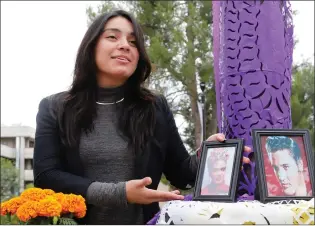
197, 133, 251, 164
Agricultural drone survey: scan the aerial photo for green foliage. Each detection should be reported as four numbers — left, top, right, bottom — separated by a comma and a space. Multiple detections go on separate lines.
0, 214, 19, 225
86, 1, 131, 26
0, 215, 79, 225
57, 217, 78, 225
1, 157, 18, 202
138, 1, 214, 150
25, 183, 34, 189
291, 61, 315, 150
160, 174, 169, 186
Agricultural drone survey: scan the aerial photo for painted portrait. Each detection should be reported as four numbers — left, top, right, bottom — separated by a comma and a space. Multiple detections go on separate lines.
200, 147, 236, 196
261, 135, 313, 197
193, 139, 244, 202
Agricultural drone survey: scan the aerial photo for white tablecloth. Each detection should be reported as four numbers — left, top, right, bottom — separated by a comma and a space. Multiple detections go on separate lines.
156, 198, 314, 224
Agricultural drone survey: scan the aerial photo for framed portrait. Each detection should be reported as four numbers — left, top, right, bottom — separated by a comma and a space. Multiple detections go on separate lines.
252, 129, 314, 203
193, 139, 244, 202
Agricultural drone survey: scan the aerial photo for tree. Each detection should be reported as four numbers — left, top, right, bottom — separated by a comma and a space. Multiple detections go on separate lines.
86, 1, 215, 152
291, 61, 315, 150
0, 157, 18, 202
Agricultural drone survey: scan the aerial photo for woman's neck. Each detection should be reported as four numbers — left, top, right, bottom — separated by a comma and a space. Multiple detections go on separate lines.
96, 83, 125, 103
97, 73, 128, 89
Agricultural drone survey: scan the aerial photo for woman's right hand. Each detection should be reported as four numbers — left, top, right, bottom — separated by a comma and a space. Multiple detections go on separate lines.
126, 177, 184, 204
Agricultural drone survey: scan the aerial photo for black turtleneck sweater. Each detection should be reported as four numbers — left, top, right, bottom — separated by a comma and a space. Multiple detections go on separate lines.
79, 85, 143, 224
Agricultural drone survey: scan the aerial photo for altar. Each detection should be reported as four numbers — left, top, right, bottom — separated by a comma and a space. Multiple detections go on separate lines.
150, 198, 314, 225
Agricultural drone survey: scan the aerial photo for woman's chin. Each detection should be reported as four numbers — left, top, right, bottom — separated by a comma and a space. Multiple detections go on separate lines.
111, 71, 133, 79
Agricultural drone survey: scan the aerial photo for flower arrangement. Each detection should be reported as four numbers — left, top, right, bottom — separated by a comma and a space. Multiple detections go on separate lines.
0, 188, 86, 225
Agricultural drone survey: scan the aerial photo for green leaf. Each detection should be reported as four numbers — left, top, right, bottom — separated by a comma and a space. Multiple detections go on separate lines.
53, 216, 59, 225
58, 217, 78, 225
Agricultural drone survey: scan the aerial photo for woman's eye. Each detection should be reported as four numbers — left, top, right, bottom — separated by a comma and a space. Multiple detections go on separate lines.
107, 35, 116, 39
129, 40, 137, 46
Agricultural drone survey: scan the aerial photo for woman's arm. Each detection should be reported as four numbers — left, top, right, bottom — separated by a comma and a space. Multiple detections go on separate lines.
160, 96, 199, 190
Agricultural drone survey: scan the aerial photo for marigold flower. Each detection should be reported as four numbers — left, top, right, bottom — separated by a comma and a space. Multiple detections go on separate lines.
60, 194, 86, 218
1, 201, 9, 216
16, 200, 40, 222
1, 189, 86, 223
42, 189, 55, 196
0, 197, 25, 215
20, 188, 55, 202
37, 197, 62, 217
20, 188, 47, 201
51, 192, 65, 203
74, 207, 86, 219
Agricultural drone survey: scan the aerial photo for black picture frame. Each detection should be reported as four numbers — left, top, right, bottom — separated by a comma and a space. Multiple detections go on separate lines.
193, 139, 244, 202
252, 129, 315, 203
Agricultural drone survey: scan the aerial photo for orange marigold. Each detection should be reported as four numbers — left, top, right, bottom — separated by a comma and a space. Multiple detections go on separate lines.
60, 194, 86, 218
37, 197, 62, 217
42, 189, 55, 196
20, 188, 45, 201
16, 201, 40, 222
74, 206, 86, 219
0, 197, 25, 215
51, 192, 65, 203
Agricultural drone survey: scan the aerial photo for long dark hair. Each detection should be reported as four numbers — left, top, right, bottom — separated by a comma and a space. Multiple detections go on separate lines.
58, 10, 156, 156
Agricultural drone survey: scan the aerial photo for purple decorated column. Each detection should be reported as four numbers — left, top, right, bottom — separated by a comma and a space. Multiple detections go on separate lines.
213, 0, 294, 198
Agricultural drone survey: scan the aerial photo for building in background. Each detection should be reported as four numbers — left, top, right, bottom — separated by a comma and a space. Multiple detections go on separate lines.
1, 125, 35, 193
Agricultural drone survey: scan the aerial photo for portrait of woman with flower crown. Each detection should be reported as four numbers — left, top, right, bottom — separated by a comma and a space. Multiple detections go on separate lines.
201, 147, 236, 196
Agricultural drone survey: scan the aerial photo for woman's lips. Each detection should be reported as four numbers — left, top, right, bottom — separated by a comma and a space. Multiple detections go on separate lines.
281, 183, 290, 188
115, 57, 129, 63
111, 55, 131, 62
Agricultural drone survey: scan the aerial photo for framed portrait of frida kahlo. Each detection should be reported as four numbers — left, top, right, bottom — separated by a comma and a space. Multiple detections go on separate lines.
252, 129, 314, 203
193, 139, 244, 202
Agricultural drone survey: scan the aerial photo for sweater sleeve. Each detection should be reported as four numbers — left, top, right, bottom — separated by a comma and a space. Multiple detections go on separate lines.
86, 182, 128, 208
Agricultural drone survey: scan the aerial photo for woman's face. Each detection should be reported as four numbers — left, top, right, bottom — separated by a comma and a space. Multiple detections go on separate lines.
210, 160, 227, 184
95, 16, 139, 87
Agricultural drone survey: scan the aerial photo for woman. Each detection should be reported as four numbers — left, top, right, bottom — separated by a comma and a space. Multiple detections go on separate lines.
33, 10, 251, 224
201, 148, 230, 195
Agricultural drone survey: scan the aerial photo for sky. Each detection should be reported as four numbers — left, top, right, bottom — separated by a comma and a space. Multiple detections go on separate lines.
1, 1, 314, 129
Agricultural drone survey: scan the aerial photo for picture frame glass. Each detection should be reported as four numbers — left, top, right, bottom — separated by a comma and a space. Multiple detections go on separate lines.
200, 146, 236, 196
261, 135, 313, 197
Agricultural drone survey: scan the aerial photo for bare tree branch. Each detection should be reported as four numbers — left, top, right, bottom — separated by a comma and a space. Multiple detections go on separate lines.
165, 89, 187, 98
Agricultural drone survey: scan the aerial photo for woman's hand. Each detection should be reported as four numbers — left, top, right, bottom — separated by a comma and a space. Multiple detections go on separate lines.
197, 133, 252, 163
126, 177, 184, 204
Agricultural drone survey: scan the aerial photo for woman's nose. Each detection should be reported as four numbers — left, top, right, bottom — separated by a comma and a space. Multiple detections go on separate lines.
117, 38, 130, 50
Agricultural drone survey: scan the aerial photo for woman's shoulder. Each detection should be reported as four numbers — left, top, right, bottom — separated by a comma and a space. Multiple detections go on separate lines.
153, 94, 167, 105
151, 94, 171, 117
149, 90, 168, 109
44, 91, 69, 103
38, 91, 69, 121
40, 91, 69, 107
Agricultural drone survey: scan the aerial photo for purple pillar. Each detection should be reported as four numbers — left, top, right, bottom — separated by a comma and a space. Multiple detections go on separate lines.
213, 0, 294, 198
